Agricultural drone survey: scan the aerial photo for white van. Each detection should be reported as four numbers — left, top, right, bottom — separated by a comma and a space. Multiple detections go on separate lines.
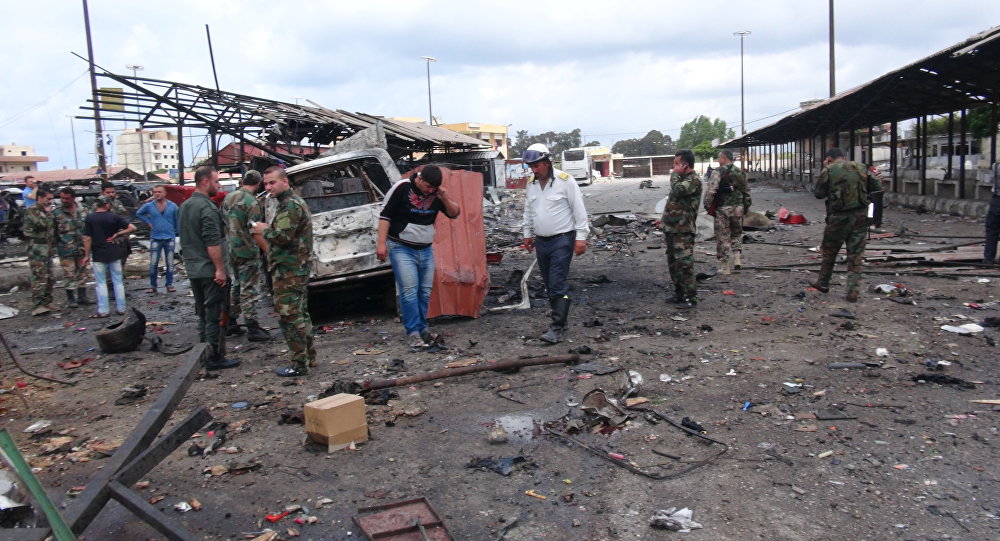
561, 148, 594, 186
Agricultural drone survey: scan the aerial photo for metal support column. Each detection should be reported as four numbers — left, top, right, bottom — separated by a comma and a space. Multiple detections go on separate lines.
849, 128, 856, 161
920, 115, 928, 195
959, 109, 967, 199
177, 122, 185, 185
890, 121, 898, 193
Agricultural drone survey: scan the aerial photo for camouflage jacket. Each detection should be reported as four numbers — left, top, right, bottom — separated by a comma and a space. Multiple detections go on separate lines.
661, 171, 702, 234
704, 164, 751, 210
93, 198, 128, 217
52, 203, 88, 257
814, 160, 882, 215
23, 204, 56, 246
222, 188, 263, 261
264, 189, 313, 277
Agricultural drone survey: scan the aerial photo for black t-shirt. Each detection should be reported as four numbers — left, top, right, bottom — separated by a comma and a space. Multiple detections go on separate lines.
379, 181, 446, 248
84, 211, 130, 263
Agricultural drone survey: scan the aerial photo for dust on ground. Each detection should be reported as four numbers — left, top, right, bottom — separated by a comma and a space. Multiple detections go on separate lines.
1, 177, 998, 540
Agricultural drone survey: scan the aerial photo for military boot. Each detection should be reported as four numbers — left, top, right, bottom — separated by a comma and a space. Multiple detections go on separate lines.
204, 345, 240, 370
31, 306, 51, 317
226, 323, 246, 337
734, 252, 743, 270
245, 322, 270, 342
540, 296, 571, 344
65, 289, 78, 308
719, 260, 732, 276
77, 287, 93, 305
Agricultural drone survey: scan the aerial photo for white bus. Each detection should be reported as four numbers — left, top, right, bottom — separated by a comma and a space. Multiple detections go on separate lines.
561, 148, 594, 186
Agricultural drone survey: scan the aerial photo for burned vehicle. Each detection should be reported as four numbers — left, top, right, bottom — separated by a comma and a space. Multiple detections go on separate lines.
283, 148, 400, 289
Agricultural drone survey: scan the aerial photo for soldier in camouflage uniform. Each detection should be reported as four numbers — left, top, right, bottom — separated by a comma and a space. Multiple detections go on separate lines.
661, 149, 702, 309
53, 187, 93, 308
23, 187, 58, 316
252, 166, 314, 377
222, 170, 270, 342
704, 150, 751, 275
811, 147, 883, 303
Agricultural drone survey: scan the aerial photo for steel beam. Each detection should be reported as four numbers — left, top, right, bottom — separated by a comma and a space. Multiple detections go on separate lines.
108, 482, 200, 541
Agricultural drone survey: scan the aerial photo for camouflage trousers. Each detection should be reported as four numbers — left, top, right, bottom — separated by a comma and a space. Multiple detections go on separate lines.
28, 242, 54, 309
230, 256, 263, 326
60, 254, 88, 290
816, 210, 869, 296
665, 233, 697, 301
273, 273, 315, 371
714, 206, 744, 265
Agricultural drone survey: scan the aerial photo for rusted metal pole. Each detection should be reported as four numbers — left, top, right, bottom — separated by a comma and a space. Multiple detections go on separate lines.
359, 354, 580, 391
0, 332, 76, 386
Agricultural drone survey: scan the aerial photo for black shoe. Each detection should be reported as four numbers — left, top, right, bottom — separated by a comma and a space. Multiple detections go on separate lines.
226, 323, 246, 337
809, 281, 830, 293
676, 299, 697, 309
275, 366, 307, 377
204, 357, 240, 370
65, 289, 78, 309
246, 324, 270, 342
77, 287, 93, 305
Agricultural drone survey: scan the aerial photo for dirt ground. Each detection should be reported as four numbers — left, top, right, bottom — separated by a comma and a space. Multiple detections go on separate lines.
1, 176, 998, 541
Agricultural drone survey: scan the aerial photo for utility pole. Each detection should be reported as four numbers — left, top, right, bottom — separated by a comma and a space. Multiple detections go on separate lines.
420, 56, 437, 125
828, 0, 836, 97
82, 0, 107, 175
734, 31, 751, 135
67, 116, 79, 169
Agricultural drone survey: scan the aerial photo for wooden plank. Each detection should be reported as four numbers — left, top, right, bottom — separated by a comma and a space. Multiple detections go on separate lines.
107, 482, 200, 541
63, 345, 210, 535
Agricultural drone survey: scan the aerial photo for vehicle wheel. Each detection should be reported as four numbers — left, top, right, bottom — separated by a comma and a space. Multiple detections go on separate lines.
95, 307, 147, 353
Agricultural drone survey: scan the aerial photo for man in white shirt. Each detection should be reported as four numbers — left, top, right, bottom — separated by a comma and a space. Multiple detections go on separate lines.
521, 144, 589, 343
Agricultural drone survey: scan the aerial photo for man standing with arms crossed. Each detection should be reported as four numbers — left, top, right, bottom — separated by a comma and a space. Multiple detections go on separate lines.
23, 186, 58, 316
179, 166, 240, 370
252, 166, 314, 377
521, 143, 589, 344
810, 147, 883, 302
222, 170, 270, 342
136, 185, 179, 294
53, 187, 92, 308
662, 149, 703, 309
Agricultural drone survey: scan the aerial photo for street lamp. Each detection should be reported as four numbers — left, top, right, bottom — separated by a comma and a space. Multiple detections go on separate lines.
733, 31, 750, 135
66, 116, 79, 169
125, 64, 147, 174
420, 56, 437, 125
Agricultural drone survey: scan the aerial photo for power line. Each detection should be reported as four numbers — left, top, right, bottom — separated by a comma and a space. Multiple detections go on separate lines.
0, 69, 90, 129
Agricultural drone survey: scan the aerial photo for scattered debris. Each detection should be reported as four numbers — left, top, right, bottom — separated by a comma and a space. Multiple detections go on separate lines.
466, 455, 532, 476
115, 384, 148, 405
913, 373, 975, 389
649, 507, 703, 532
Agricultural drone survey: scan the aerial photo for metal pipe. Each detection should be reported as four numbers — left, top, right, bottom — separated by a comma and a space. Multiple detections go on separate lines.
205, 24, 221, 93
0, 332, 76, 386
359, 354, 579, 391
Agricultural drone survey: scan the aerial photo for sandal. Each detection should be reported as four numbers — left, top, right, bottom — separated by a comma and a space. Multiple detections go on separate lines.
166, 286, 176, 293
144, 288, 157, 294
90, 313, 110, 319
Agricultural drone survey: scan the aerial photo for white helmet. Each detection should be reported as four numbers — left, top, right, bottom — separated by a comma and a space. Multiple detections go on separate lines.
522, 143, 551, 164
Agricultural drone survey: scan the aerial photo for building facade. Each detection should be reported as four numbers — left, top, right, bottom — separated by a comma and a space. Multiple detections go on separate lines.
438, 122, 509, 158
0, 143, 48, 174
117, 129, 178, 173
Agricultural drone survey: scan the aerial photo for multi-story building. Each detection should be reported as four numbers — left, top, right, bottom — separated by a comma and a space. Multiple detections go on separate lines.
0, 143, 48, 174
117, 129, 179, 173
438, 122, 510, 157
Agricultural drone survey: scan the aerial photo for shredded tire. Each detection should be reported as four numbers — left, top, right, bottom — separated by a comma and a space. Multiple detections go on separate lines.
95, 307, 147, 353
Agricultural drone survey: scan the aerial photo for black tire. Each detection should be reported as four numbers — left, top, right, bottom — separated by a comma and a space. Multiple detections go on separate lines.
95, 307, 147, 353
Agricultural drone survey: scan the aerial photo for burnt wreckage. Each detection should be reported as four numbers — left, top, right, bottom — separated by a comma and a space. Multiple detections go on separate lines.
78, 70, 490, 290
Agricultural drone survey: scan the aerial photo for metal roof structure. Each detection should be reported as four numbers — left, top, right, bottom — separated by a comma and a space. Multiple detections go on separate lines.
77, 69, 490, 166
724, 26, 1000, 148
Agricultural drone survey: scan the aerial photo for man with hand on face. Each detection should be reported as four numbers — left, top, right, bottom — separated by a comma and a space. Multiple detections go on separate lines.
376, 164, 461, 348
521, 143, 590, 344
662, 149, 702, 309
251, 166, 314, 377
179, 166, 240, 371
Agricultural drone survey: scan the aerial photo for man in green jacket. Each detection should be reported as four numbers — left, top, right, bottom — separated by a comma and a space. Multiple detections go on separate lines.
661, 149, 702, 309
23, 187, 58, 316
252, 166, 314, 377
179, 166, 240, 370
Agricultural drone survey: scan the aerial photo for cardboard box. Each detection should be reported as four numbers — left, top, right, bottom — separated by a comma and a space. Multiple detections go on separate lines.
304, 393, 368, 452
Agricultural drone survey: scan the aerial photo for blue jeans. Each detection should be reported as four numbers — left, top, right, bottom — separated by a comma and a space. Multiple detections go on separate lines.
149, 238, 175, 287
388, 240, 435, 335
93, 260, 125, 315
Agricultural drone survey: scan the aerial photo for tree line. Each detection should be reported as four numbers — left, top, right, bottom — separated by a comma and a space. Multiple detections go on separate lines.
510, 116, 734, 160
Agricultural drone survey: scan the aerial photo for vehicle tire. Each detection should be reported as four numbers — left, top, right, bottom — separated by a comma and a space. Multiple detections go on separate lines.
95, 307, 147, 353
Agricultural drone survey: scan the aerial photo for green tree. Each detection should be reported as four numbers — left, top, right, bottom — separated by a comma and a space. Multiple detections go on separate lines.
510, 129, 583, 159
693, 141, 716, 160
676, 116, 734, 149
584, 140, 602, 147
921, 107, 997, 139
611, 130, 676, 156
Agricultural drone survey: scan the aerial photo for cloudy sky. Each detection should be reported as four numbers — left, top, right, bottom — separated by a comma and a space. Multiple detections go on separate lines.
2, 0, 998, 170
